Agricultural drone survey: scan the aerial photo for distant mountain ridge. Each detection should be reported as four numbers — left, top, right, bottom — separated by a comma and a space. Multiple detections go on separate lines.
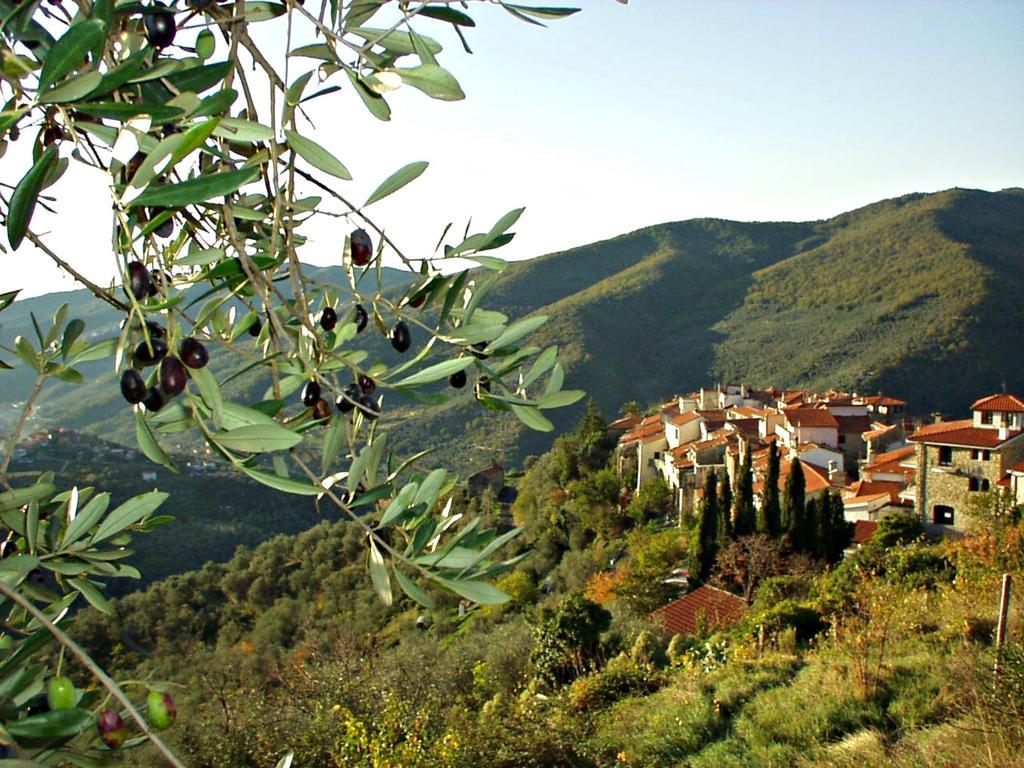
3, 187, 1022, 474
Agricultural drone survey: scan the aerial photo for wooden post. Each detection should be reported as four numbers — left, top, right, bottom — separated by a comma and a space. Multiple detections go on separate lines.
994, 573, 1011, 675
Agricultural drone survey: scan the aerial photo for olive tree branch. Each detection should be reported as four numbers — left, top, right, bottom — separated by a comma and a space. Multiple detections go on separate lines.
0, 371, 45, 491
0, 580, 188, 768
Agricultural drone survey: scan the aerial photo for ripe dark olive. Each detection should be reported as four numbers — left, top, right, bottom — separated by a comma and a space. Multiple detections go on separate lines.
179, 338, 209, 369
147, 691, 176, 731
350, 228, 372, 267
357, 395, 380, 421
160, 356, 187, 397
475, 375, 491, 399
125, 151, 146, 182
300, 380, 321, 407
470, 341, 490, 360
390, 321, 411, 353
98, 708, 128, 749
448, 369, 467, 389
335, 383, 360, 413
134, 337, 168, 367
120, 369, 147, 404
320, 306, 337, 331
353, 304, 368, 334
143, 9, 176, 48
145, 321, 166, 339
48, 676, 76, 710
358, 375, 375, 395
127, 261, 151, 300
161, 123, 180, 137
151, 208, 174, 238
143, 387, 164, 413
408, 293, 426, 309
42, 126, 63, 146
248, 317, 263, 337
312, 398, 332, 422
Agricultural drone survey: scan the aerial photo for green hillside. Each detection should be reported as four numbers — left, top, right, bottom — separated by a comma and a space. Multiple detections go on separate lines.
4, 188, 1023, 475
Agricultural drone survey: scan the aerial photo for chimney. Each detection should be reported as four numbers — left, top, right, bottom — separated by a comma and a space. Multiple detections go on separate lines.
828, 459, 843, 484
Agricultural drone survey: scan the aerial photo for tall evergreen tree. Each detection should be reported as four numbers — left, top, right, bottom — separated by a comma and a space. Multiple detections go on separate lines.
781, 457, 806, 544
689, 471, 719, 587
760, 441, 781, 535
734, 442, 756, 536
805, 497, 821, 557
822, 490, 853, 564
717, 469, 733, 545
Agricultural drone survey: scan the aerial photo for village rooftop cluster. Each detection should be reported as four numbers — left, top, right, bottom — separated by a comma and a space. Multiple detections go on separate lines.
613, 386, 1024, 541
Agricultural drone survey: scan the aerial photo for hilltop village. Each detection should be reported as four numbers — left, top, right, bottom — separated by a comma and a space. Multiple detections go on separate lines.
613, 386, 1024, 542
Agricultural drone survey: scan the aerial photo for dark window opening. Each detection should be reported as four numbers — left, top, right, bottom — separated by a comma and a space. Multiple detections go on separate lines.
938, 446, 953, 466
981, 411, 993, 425
933, 505, 955, 525
839, 434, 846, 444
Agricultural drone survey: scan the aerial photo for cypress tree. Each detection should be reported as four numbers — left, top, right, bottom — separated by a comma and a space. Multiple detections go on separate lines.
823, 491, 852, 564
717, 469, 733, 545
805, 497, 821, 557
782, 457, 805, 544
689, 471, 719, 587
760, 442, 781, 535
734, 442, 756, 536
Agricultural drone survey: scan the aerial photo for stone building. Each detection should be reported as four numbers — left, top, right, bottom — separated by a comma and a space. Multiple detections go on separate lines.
908, 393, 1024, 535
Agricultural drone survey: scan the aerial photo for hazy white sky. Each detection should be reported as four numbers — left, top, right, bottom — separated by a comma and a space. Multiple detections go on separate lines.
5, 0, 1023, 297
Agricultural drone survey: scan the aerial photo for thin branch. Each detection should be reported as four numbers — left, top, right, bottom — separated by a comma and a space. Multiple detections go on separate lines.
26, 231, 128, 312
0, 580, 187, 768
0, 372, 45, 491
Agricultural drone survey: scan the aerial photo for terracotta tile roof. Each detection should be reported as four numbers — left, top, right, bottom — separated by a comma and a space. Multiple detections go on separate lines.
908, 420, 1022, 449
619, 415, 665, 444
865, 395, 907, 407
971, 394, 1024, 413
852, 520, 878, 544
997, 475, 1011, 488
729, 405, 767, 419
670, 411, 703, 427
724, 418, 761, 436
673, 457, 695, 470
845, 480, 905, 503
646, 585, 747, 637
835, 415, 872, 434
1008, 459, 1024, 474
782, 391, 807, 405
607, 414, 641, 431
864, 444, 916, 471
784, 407, 839, 429
863, 422, 897, 441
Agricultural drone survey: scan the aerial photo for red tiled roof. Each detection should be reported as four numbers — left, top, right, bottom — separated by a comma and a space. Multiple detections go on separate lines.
607, 414, 641, 431
619, 415, 664, 444
1008, 459, 1024, 474
865, 395, 907, 407
863, 422, 897, 441
670, 411, 703, 426
864, 444, 916, 470
852, 520, 878, 544
971, 394, 1024, 413
846, 480, 904, 503
908, 420, 1022, 449
784, 407, 839, 429
646, 585, 747, 637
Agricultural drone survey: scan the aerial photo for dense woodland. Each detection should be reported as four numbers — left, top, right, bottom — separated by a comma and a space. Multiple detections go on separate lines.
70, 404, 1024, 767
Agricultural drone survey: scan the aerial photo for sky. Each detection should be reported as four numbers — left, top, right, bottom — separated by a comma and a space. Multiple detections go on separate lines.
6, 0, 1023, 298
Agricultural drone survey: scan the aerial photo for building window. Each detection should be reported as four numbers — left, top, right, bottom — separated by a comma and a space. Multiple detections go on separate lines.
938, 446, 953, 466
933, 505, 955, 525
654, 452, 661, 460
971, 449, 991, 461
839, 434, 846, 444
981, 411, 993, 425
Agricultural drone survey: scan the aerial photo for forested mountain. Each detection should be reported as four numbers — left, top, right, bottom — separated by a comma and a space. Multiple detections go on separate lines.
4, 188, 1022, 474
